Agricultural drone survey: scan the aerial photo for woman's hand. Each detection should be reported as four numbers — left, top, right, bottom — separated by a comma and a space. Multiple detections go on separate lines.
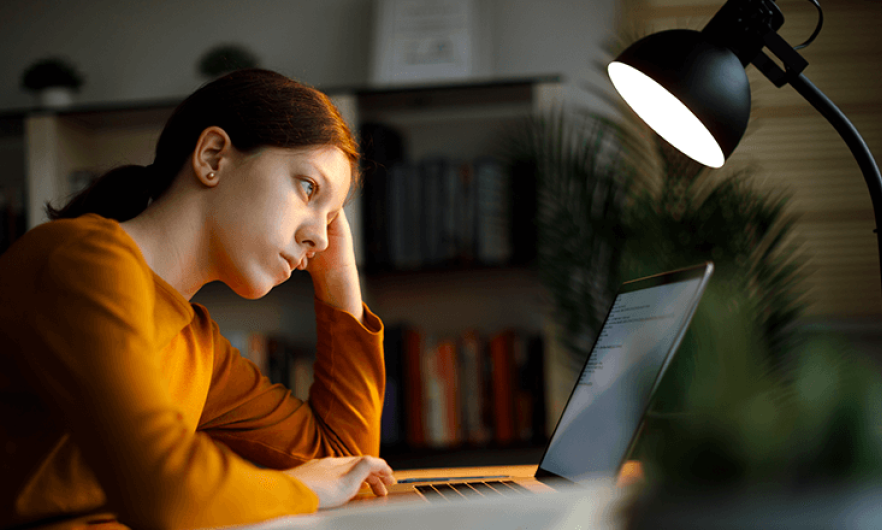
304, 209, 356, 275
304, 210, 364, 320
285, 456, 396, 509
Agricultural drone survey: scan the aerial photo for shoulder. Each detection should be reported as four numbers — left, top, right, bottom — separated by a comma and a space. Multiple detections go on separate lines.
23, 213, 132, 252
0, 214, 152, 299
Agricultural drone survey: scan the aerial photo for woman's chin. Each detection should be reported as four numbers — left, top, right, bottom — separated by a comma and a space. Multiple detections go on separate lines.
227, 277, 274, 300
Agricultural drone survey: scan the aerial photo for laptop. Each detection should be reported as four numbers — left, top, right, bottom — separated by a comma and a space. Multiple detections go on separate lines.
248, 263, 714, 529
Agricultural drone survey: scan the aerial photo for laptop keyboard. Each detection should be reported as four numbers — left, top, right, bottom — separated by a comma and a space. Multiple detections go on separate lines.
415, 480, 535, 502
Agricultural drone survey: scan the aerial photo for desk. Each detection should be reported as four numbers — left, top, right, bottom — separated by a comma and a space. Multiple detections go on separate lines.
21, 465, 640, 530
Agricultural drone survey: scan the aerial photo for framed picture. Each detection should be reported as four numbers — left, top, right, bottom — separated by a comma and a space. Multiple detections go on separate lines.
370, 0, 481, 86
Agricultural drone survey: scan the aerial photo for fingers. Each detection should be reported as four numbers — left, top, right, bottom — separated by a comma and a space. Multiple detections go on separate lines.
348, 456, 396, 497
363, 468, 397, 496
364, 476, 388, 496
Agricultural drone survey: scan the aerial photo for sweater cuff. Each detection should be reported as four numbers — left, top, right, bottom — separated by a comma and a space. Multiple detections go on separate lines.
313, 297, 383, 336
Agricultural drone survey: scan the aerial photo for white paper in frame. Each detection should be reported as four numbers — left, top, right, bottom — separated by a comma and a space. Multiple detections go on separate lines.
370, 0, 482, 86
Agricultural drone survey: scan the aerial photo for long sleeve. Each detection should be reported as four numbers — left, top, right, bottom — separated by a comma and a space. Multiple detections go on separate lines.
0, 217, 321, 529
197, 298, 385, 468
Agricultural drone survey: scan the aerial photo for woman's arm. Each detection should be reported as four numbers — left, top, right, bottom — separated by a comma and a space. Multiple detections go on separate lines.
199, 210, 385, 460
12, 221, 322, 529
307, 209, 364, 321
197, 299, 384, 461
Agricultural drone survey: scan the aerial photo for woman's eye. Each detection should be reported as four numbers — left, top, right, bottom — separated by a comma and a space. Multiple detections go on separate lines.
299, 179, 316, 198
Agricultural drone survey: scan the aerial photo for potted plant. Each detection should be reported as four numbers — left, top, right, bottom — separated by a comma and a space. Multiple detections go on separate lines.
197, 44, 260, 79
21, 56, 84, 108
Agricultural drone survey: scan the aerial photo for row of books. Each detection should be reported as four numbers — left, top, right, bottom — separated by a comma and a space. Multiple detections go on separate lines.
382, 325, 548, 450
226, 325, 549, 451
361, 155, 539, 272
362, 156, 512, 271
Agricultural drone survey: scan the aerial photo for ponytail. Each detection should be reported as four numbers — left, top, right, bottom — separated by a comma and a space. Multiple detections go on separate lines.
45, 164, 156, 222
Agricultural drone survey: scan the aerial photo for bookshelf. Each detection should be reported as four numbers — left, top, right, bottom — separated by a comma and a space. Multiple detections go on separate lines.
13, 76, 571, 467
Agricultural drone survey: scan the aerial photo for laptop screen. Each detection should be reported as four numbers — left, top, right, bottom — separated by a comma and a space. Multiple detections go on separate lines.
537, 263, 712, 484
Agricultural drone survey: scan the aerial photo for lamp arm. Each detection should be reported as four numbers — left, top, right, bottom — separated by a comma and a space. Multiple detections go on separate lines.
788, 72, 882, 291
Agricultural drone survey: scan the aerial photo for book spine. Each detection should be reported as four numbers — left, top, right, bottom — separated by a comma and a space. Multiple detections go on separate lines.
474, 157, 513, 265
436, 338, 460, 447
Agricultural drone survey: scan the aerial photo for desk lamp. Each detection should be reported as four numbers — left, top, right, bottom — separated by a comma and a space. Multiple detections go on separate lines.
607, 0, 882, 293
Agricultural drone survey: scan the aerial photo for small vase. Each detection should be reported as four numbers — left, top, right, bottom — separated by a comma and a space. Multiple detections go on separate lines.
38, 87, 75, 109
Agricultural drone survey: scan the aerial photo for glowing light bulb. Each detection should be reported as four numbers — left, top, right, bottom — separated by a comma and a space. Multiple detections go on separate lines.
608, 61, 725, 168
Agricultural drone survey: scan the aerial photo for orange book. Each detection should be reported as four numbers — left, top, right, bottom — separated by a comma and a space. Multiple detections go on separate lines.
435, 338, 460, 447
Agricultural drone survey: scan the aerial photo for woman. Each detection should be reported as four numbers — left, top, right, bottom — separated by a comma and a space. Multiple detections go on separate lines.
0, 69, 394, 530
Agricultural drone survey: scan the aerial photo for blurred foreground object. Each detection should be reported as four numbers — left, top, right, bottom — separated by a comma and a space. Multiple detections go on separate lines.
626, 282, 882, 529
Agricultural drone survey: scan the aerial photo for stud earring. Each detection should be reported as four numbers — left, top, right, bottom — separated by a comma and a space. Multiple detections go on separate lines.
207, 172, 216, 180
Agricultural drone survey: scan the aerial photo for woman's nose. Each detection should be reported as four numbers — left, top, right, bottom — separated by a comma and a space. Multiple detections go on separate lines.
299, 220, 329, 252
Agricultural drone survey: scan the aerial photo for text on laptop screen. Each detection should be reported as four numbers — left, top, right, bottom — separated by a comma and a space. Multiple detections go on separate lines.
539, 276, 704, 484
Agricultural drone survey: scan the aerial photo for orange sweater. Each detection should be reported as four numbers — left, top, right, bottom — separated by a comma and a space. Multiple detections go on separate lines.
0, 214, 385, 530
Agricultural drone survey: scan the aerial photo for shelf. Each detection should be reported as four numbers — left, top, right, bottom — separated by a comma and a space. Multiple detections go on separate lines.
357, 80, 536, 115
350, 75, 561, 99
56, 105, 176, 131
4, 75, 562, 122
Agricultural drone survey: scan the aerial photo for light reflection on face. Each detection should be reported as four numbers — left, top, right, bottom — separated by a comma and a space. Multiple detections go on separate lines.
207, 145, 352, 299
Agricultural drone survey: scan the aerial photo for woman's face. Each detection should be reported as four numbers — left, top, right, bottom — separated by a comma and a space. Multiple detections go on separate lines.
208, 144, 352, 299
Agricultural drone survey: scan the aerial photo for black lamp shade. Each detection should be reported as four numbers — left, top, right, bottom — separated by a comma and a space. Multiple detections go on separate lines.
609, 29, 752, 168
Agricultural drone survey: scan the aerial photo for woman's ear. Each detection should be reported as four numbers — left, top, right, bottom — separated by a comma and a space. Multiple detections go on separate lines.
191, 126, 233, 188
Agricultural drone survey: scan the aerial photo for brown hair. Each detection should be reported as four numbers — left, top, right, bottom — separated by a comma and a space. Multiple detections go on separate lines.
46, 68, 360, 221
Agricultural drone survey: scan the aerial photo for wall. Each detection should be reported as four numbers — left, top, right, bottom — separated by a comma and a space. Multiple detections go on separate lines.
0, 0, 617, 113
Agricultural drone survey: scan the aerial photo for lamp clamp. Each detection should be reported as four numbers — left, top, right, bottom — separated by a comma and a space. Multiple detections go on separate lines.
702, 0, 783, 65
752, 31, 810, 88
702, 0, 809, 88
